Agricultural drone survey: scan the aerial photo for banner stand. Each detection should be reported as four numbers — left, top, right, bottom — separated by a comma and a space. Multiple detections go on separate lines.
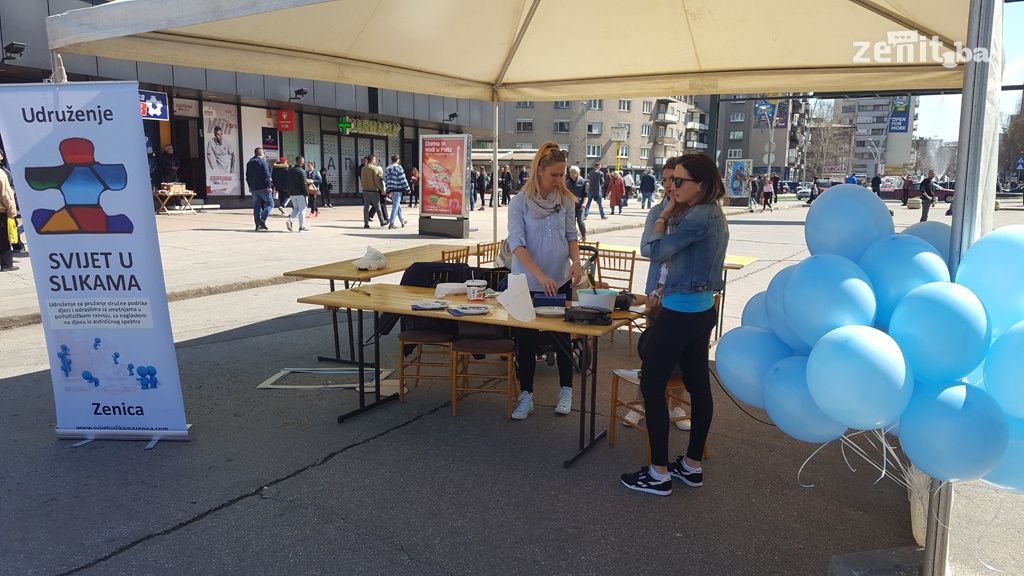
419, 215, 469, 238
0, 81, 190, 443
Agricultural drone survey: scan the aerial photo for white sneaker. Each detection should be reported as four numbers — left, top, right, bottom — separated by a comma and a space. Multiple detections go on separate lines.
670, 406, 691, 430
511, 391, 534, 420
622, 410, 642, 427
286, 219, 293, 232
554, 386, 572, 415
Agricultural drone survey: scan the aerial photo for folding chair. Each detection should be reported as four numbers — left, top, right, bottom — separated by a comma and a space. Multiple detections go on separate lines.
595, 248, 637, 354
441, 246, 470, 264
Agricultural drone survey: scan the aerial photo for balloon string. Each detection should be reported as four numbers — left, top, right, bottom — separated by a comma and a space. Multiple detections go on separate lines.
797, 439, 836, 488
973, 486, 1007, 573
838, 431, 912, 491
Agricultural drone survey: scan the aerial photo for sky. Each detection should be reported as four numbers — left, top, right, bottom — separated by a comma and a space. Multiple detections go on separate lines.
914, 3, 1024, 141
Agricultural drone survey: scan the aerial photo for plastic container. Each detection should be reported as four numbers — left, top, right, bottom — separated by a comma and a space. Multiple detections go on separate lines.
575, 288, 618, 311
465, 279, 488, 301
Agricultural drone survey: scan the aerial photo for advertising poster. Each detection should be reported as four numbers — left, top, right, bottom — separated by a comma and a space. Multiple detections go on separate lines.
0, 82, 188, 440
726, 160, 752, 198
262, 128, 280, 161
889, 96, 910, 133
203, 101, 240, 196
419, 135, 470, 216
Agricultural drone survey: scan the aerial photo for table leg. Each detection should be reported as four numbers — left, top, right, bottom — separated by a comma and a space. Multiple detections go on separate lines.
564, 335, 607, 468
336, 308, 397, 423
716, 270, 729, 341
317, 280, 372, 367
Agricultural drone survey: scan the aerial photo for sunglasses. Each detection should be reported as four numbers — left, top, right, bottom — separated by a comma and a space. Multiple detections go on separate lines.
544, 148, 569, 162
669, 176, 699, 188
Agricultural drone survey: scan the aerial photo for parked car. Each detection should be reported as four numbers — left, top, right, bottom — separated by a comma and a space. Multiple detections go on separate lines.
795, 181, 814, 199
908, 182, 955, 203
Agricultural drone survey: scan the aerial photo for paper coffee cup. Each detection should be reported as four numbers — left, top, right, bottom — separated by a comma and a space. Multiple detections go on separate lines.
465, 279, 487, 301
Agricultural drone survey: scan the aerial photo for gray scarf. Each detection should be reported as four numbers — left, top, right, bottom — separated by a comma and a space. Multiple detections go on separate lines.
525, 192, 562, 219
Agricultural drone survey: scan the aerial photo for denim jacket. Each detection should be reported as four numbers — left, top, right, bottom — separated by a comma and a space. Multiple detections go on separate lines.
640, 200, 666, 294
645, 204, 729, 296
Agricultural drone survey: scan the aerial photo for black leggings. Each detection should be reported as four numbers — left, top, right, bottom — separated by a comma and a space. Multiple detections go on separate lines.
512, 282, 574, 393
639, 306, 717, 466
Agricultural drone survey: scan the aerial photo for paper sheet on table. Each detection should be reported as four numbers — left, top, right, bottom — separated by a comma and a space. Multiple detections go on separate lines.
496, 273, 536, 321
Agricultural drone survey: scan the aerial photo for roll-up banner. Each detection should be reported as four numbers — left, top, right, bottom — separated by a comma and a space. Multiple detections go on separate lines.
0, 82, 188, 441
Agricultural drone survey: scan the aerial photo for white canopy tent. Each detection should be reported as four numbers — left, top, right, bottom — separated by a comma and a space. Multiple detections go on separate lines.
44, 0, 991, 247
44, 2, 1006, 569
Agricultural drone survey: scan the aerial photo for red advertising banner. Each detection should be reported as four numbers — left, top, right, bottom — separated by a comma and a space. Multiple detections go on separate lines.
276, 110, 295, 132
420, 136, 468, 216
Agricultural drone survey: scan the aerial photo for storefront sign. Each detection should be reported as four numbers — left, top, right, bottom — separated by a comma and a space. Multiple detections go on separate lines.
276, 110, 295, 132
0, 82, 188, 441
138, 90, 169, 121
173, 98, 200, 118
339, 115, 401, 136
420, 135, 470, 217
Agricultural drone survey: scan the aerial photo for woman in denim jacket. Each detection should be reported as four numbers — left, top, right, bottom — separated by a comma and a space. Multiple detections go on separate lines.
621, 153, 729, 496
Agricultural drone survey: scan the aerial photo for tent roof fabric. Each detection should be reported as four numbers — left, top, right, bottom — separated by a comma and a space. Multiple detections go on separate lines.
46, 0, 968, 101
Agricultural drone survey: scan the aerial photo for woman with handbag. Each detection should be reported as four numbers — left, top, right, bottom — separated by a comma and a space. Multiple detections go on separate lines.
1, 149, 20, 271
306, 161, 321, 218
607, 170, 626, 215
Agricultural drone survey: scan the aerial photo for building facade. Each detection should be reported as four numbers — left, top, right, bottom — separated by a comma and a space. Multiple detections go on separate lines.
833, 96, 919, 177
500, 97, 708, 177
714, 95, 811, 182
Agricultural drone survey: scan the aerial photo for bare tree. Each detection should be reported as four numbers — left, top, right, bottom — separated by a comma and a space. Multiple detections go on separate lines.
998, 95, 1024, 183
805, 100, 855, 181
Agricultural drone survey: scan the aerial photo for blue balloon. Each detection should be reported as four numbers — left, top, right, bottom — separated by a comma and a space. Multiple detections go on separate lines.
984, 320, 1024, 418
716, 326, 794, 409
900, 382, 1009, 482
764, 266, 812, 355
763, 356, 847, 443
741, 291, 772, 331
783, 254, 876, 348
981, 415, 1024, 493
805, 184, 895, 262
858, 235, 950, 329
807, 325, 913, 430
956, 225, 1024, 339
903, 221, 952, 263
889, 282, 990, 384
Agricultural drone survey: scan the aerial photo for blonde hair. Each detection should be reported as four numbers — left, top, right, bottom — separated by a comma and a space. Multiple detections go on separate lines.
521, 141, 574, 203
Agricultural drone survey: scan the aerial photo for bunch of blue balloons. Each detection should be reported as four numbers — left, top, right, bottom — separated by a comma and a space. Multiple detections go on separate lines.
718, 184, 1021, 490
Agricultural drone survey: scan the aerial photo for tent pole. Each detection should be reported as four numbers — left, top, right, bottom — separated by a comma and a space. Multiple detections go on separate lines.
493, 101, 499, 243
927, 1, 1002, 574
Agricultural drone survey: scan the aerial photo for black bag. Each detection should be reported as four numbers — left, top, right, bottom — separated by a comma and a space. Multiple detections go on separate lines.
564, 306, 611, 325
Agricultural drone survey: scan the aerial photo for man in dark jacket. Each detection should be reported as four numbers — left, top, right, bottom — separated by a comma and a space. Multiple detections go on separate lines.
585, 163, 606, 219
919, 169, 936, 222
285, 155, 309, 232
245, 148, 273, 231
566, 165, 587, 240
271, 156, 290, 214
639, 168, 656, 209
871, 174, 882, 197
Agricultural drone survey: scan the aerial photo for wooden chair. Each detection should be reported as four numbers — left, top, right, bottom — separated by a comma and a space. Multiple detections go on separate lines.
441, 246, 470, 264
450, 338, 518, 417
595, 248, 637, 354
398, 330, 454, 403
608, 369, 709, 464
475, 241, 501, 267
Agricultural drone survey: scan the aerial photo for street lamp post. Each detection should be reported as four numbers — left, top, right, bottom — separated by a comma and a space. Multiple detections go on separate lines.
581, 101, 589, 174
867, 138, 884, 177
755, 99, 779, 181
